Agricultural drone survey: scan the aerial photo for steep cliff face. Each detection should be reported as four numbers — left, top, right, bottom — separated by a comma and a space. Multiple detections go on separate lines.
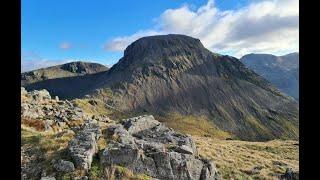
25, 34, 299, 141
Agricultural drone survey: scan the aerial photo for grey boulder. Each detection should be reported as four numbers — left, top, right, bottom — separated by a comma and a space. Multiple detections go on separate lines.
68, 120, 101, 171
52, 159, 75, 173
102, 115, 220, 180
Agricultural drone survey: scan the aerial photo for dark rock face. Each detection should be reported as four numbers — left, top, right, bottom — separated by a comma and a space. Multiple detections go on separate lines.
102, 115, 220, 180
21, 61, 108, 86
240, 53, 299, 100
24, 34, 299, 141
280, 168, 299, 180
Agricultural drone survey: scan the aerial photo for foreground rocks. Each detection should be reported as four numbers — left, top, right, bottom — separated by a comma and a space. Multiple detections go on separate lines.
68, 120, 101, 171
21, 87, 86, 131
102, 115, 220, 180
52, 159, 75, 173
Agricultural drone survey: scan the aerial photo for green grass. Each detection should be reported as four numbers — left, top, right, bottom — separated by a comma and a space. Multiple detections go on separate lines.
21, 125, 75, 176
156, 112, 231, 139
194, 136, 299, 179
73, 98, 112, 116
111, 165, 152, 180
88, 156, 105, 180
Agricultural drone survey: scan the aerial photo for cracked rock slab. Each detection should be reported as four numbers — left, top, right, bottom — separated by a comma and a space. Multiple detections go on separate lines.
102, 115, 220, 180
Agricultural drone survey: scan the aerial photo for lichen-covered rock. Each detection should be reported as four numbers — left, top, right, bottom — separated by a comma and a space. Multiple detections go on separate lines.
40, 177, 56, 180
52, 159, 75, 173
102, 115, 220, 180
29, 89, 52, 102
121, 115, 160, 134
68, 120, 101, 171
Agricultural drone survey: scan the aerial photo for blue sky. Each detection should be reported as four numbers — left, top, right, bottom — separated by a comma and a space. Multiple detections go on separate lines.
22, 0, 298, 72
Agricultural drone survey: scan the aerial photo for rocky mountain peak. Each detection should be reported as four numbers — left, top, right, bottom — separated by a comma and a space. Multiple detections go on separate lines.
110, 34, 212, 72
60, 61, 108, 74
124, 34, 204, 57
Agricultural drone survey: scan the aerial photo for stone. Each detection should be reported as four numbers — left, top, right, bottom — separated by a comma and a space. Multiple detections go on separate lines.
52, 159, 75, 172
57, 122, 66, 128
121, 115, 160, 135
40, 177, 56, 180
30, 89, 51, 102
280, 168, 299, 180
200, 158, 221, 180
101, 115, 220, 180
21, 87, 27, 96
172, 144, 194, 155
74, 176, 88, 180
44, 120, 53, 131
68, 121, 101, 171
68, 132, 97, 171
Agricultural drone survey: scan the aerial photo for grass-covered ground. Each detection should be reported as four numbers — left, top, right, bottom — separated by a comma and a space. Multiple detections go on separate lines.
194, 136, 299, 179
156, 113, 232, 139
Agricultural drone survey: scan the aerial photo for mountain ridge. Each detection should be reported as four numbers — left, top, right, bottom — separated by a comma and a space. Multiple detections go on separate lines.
21, 61, 108, 86
240, 53, 299, 100
24, 34, 298, 141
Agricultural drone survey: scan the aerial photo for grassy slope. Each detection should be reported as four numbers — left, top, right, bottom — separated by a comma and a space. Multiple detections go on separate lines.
194, 136, 299, 179
156, 112, 232, 139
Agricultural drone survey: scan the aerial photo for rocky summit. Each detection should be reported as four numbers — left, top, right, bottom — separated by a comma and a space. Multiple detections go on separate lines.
25, 34, 299, 141
102, 115, 221, 180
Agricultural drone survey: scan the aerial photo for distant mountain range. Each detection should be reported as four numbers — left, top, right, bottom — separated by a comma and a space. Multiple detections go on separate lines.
22, 34, 298, 141
21, 61, 108, 86
240, 53, 299, 100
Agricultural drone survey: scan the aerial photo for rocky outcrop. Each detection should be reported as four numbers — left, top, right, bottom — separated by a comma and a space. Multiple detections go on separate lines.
102, 115, 220, 180
68, 120, 101, 171
21, 87, 86, 131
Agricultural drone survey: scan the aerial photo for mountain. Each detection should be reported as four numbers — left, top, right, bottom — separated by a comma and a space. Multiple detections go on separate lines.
24, 34, 299, 141
240, 53, 299, 100
21, 61, 109, 86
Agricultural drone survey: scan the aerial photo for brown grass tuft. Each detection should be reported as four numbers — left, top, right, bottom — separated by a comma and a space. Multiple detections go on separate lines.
22, 118, 45, 131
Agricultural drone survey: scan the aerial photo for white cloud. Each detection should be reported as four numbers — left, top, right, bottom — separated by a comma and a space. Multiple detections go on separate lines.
104, 0, 298, 58
60, 42, 72, 49
104, 30, 162, 51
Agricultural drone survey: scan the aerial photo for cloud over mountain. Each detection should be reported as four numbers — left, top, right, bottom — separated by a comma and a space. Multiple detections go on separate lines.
104, 0, 298, 58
